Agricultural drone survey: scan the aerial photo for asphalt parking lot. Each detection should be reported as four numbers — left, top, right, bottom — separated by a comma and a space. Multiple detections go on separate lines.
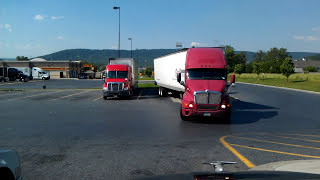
1, 79, 320, 179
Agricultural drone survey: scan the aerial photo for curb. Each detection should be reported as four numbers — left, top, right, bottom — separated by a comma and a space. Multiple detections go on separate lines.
250, 160, 320, 175
237, 82, 320, 95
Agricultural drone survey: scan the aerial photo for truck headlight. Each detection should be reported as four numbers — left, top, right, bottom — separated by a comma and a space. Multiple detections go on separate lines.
221, 104, 226, 109
103, 87, 108, 91
188, 104, 193, 108
123, 87, 128, 90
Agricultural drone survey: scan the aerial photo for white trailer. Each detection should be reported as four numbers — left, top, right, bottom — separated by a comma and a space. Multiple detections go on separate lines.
154, 50, 187, 92
109, 58, 138, 87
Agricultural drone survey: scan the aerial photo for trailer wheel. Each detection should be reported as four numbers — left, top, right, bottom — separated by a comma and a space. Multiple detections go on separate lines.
180, 107, 190, 121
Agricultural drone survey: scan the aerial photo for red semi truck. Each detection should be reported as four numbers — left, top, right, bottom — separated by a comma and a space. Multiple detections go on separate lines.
103, 58, 137, 99
154, 47, 235, 122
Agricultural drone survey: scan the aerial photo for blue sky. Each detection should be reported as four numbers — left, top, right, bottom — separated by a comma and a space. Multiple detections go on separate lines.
1, 0, 320, 58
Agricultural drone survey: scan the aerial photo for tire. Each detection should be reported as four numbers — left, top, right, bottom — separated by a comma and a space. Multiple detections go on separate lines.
158, 87, 163, 97
103, 96, 108, 100
180, 107, 190, 121
42, 77, 45, 80
223, 111, 231, 124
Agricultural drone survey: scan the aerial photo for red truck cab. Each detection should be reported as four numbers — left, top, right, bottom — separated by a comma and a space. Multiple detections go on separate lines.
177, 48, 235, 122
103, 64, 133, 99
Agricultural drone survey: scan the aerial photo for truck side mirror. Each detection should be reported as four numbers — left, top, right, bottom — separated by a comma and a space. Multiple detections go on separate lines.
177, 73, 181, 83
230, 74, 235, 84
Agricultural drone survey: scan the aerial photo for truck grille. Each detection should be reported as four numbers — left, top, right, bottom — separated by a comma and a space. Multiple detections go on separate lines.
194, 91, 221, 104
197, 105, 218, 110
107, 82, 123, 91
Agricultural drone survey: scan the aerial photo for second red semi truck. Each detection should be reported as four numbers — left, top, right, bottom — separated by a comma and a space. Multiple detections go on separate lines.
103, 58, 137, 99
154, 47, 235, 122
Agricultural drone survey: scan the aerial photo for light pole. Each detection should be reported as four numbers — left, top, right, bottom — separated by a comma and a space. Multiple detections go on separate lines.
128, 38, 132, 58
113, 6, 120, 58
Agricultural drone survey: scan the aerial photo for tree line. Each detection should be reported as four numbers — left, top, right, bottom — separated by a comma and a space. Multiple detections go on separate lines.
226, 45, 295, 82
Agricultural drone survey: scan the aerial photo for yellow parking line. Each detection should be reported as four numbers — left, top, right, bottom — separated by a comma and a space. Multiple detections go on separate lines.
274, 133, 320, 138
137, 89, 143, 100
220, 135, 255, 168
231, 136, 320, 150
93, 96, 103, 101
50, 90, 91, 101
230, 143, 320, 159
7, 91, 61, 101
257, 133, 320, 143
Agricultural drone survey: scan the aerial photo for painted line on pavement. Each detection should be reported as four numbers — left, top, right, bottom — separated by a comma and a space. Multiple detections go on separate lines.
50, 90, 91, 101
0, 82, 23, 86
231, 136, 320, 150
237, 82, 320, 95
257, 133, 320, 143
0, 91, 23, 97
93, 96, 103, 101
7, 91, 62, 101
274, 133, 320, 138
170, 97, 182, 104
137, 89, 143, 100
220, 135, 255, 168
230, 143, 320, 159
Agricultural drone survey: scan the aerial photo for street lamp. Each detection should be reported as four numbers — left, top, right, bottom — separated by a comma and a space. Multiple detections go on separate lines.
128, 38, 132, 58
113, 6, 120, 58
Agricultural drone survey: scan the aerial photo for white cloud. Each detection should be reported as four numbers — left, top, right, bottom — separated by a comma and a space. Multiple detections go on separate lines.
56, 36, 64, 40
312, 26, 320, 32
190, 42, 201, 46
293, 35, 320, 41
293, 35, 305, 40
51, 16, 64, 20
5, 24, 12, 32
34, 14, 45, 21
305, 36, 320, 41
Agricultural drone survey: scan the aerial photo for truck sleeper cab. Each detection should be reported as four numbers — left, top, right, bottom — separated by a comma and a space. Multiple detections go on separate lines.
103, 64, 133, 99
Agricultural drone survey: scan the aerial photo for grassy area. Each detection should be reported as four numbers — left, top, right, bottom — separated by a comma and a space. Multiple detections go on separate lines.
230, 73, 320, 92
138, 76, 154, 80
138, 83, 158, 88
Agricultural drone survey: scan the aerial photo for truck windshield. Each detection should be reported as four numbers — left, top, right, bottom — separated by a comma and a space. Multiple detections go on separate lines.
107, 71, 128, 78
187, 68, 227, 80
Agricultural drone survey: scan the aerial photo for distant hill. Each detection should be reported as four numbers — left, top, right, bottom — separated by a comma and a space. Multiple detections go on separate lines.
37, 49, 320, 67
307, 54, 320, 61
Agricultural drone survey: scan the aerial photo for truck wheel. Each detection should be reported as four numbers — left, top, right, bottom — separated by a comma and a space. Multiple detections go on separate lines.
158, 87, 163, 97
103, 96, 108, 100
42, 77, 45, 80
180, 107, 190, 121
223, 111, 231, 124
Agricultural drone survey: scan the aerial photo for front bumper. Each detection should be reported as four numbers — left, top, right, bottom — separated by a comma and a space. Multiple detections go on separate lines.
182, 108, 230, 118
103, 90, 130, 97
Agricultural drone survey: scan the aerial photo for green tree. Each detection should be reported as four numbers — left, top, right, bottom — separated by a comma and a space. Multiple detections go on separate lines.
145, 67, 152, 76
262, 47, 289, 73
245, 62, 253, 73
253, 50, 265, 62
253, 61, 262, 78
303, 66, 318, 72
16, 56, 29, 61
225, 45, 247, 73
280, 57, 295, 82
234, 64, 245, 77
